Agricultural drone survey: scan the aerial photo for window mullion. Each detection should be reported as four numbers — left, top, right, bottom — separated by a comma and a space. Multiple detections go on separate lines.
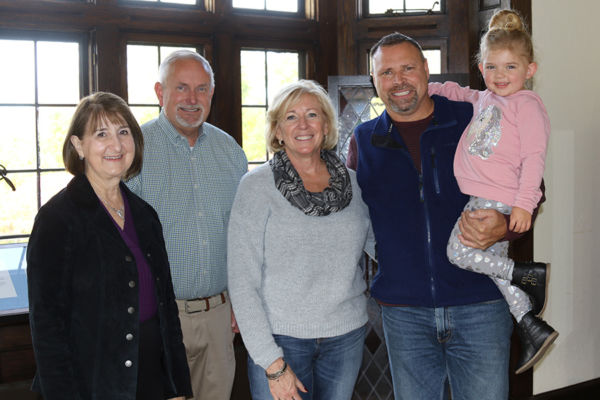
263, 50, 269, 160
33, 40, 42, 211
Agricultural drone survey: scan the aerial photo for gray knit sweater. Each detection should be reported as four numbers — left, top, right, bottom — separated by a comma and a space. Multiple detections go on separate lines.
227, 163, 375, 370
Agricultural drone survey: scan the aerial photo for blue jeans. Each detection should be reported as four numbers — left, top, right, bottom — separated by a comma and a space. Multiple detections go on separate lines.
247, 325, 366, 400
382, 300, 513, 400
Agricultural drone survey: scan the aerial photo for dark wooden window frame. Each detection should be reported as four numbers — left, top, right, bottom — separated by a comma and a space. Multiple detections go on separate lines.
122, 33, 211, 108
239, 46, 306, 164
237, 39, 312, 148
361, 0, 446, 18
0, 29, 88, 243
358, 37, 449, 76
230, 0, 307, 19
120, 0, 207, 12
0, 0, 326, 314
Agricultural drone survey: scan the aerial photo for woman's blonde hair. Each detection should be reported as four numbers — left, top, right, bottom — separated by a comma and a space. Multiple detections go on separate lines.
477, 9, 534, 63
266, 80, 338, 153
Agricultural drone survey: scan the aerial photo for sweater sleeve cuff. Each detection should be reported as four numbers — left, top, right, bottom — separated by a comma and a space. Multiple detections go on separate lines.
255, 347, 285, 371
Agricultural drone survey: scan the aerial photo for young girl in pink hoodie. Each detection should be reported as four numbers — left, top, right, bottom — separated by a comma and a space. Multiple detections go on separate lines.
429, 9, 558, 374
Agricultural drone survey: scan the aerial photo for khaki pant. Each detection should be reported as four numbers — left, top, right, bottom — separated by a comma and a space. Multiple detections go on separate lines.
176, 296, 236, 400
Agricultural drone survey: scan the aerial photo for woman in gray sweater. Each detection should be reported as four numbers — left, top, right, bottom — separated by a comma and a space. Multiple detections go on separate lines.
227, 80, 375, 400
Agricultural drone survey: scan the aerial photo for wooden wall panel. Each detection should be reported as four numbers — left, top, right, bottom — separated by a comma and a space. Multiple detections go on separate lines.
0, 317, 34, 383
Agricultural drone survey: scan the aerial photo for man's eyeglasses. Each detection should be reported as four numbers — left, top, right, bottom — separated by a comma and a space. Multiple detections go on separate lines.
0, 164, 16, 191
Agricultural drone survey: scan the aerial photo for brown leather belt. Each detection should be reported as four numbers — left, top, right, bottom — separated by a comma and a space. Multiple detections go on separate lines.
182, 291, 227, 313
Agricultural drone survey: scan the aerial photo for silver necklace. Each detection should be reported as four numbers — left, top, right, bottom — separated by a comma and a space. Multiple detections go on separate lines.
99, 196, 124, 220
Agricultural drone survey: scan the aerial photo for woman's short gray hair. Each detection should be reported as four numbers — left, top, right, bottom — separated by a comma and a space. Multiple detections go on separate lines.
266, 80, 338, 153
158, 50, 214, 89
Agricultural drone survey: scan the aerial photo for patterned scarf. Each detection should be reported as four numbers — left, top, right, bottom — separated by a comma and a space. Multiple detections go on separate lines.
270, 150, 352, 216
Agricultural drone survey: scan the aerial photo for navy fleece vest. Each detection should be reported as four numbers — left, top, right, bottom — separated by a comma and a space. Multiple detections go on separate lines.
355, 95, 503, 307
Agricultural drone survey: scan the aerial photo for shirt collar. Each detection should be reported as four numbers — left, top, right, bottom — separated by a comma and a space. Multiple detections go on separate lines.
157, 111, 205, 147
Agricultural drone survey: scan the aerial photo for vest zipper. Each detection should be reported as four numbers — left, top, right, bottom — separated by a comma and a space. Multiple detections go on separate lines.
431, 147, 440, 195
421, 173, 437, 305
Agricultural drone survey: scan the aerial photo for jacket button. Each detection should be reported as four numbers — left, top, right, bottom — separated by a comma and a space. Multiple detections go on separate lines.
126, 333, 133, 341
125, 360, 132, 367
128, 307, 135, 314
146, 253, 151, 258
128, 281, 136, 288
125, 255, 133, 262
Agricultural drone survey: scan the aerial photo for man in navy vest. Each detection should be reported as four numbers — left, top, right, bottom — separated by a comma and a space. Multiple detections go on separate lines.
347, 33, 517, 400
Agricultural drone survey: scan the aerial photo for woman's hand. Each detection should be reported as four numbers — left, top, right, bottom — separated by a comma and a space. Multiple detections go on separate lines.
266, 358, 307, 400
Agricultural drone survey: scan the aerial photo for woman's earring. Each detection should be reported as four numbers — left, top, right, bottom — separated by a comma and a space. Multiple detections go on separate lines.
278, 139, 284, 146
79, 155, 84, 160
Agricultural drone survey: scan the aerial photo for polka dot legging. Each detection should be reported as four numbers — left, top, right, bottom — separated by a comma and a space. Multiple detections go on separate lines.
447, 196, 532, 322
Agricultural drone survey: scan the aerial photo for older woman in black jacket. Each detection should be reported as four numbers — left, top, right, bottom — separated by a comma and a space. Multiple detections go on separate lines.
27, 92, 192, 400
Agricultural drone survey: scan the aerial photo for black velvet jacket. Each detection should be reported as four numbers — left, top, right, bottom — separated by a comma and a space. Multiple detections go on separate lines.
27, 174, 192, 400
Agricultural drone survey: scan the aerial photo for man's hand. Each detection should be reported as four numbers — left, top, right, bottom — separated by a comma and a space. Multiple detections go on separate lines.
509, 206, 532, 233
231, 309, 240, 334
458, 209, 507, 250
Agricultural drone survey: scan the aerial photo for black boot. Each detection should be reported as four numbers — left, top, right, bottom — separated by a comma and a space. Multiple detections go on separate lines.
512, 261, 548, 316
515, 312, 559, 374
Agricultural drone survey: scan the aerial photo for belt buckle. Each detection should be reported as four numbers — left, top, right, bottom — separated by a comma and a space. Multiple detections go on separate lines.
185, 297, 209, 313
184, 292, 226, 313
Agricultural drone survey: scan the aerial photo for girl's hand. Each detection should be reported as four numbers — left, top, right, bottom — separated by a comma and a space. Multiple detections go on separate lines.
266, 358, 307, 400
509, 206, 532, 233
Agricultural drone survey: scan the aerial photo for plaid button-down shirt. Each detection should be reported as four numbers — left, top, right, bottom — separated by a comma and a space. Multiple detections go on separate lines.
127, 112, 247, 299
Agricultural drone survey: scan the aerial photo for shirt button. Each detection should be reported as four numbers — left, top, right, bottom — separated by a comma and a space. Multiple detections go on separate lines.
126, 333, 133, 341
198, 211, 203, 217
129, 281, 136, 288
125, 255, 133, 262
125, 360, 132, 368
128, 307, 135, 314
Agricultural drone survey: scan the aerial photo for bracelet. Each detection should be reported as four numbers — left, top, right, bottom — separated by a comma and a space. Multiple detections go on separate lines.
265, 360, 287, 380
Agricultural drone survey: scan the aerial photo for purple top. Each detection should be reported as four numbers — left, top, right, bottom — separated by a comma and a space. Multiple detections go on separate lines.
101, 189, 158, 322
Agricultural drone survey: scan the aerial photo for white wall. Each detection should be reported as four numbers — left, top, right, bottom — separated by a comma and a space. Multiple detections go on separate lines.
532, 0, 600, 394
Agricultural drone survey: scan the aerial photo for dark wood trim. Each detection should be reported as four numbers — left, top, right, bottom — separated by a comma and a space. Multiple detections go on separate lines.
0, 316, 35, 384
212, 31, 239, 143
0, 312, 28, 327
0, 0, 331, 148
0, 379, 40, 400
315, 0, 337, 87
93, 25, 124, 95
337, 0, 476, 76
336, 0, 358, 75
446, 0, 472, 75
